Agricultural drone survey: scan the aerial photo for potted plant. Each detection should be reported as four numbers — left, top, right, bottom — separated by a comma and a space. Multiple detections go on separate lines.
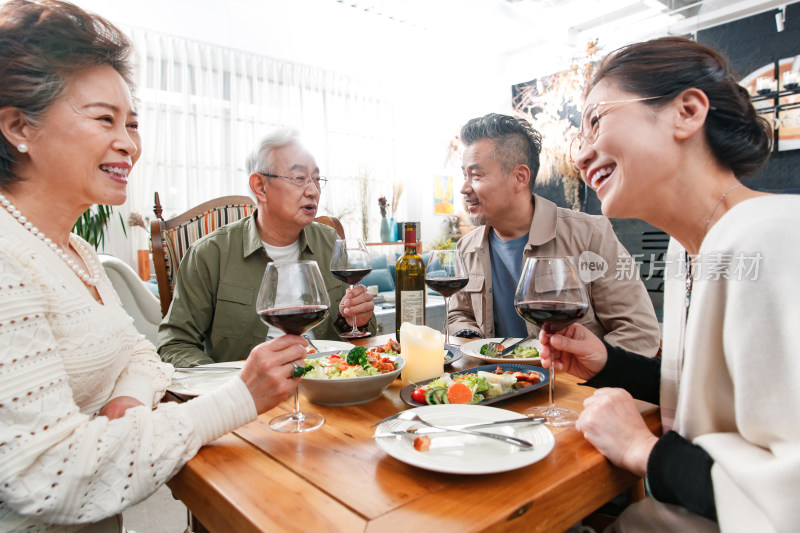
72, 205, 126, 250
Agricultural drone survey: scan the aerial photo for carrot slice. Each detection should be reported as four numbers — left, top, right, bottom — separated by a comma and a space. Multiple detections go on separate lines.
413, 435, 431, 451
446, 382, 473, 404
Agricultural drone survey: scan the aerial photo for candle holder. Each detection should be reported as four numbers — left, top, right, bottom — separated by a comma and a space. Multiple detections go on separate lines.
756, 76, 776, 95
782, 71, 799, 90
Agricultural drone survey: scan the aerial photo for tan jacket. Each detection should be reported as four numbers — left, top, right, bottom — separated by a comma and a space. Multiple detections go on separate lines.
449, 195, 661, 356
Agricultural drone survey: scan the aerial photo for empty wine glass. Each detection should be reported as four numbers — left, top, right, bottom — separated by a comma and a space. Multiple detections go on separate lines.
330, 238, 372, 339
514, 257, 589, 427
256, 261, 330, 433
424, 249, 468, 347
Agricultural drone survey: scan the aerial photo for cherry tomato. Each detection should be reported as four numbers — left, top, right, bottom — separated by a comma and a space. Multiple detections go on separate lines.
411, 388, 427, 404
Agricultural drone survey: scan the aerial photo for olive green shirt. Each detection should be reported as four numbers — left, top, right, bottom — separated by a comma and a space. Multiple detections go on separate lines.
157, 211, 376, 367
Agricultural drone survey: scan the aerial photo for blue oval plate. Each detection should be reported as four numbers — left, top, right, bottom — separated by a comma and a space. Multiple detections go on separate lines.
444, 344, 462, 366
399, 363, 549, 407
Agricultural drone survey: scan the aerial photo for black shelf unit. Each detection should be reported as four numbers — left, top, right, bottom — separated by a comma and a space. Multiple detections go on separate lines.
750, 64, 800, 152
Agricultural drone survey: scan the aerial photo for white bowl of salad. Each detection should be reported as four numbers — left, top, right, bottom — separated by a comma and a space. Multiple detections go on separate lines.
299, 346, 404, 405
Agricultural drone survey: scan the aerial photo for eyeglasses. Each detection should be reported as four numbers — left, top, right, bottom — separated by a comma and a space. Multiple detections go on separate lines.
258, 173, 327, 189
568, 95, 667, 171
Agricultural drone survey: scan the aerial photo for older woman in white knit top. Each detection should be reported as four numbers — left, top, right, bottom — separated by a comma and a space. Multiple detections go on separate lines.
0, 2, 308, 531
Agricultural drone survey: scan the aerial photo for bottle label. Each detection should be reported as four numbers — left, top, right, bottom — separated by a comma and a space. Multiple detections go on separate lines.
399, 290, 425, 325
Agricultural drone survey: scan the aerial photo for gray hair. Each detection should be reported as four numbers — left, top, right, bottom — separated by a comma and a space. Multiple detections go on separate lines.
460, 113, 543, 194
246, 128, 302, 176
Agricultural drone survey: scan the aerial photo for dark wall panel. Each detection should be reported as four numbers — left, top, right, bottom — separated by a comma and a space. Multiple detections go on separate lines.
698, 2, 800, 192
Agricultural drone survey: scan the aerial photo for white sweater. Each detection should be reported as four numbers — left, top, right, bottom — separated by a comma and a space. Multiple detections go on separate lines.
658, 195, 800, 532
0, 209, 257, 532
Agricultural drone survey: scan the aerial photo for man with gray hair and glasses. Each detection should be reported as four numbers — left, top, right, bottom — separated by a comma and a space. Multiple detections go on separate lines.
159, 129, 375, 367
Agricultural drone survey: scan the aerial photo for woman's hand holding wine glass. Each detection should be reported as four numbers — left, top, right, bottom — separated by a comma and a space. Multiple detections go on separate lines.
239, 335, 309, 414
514, 256, 589, 427
255, 261, 330, 432
538, 323, 608, 381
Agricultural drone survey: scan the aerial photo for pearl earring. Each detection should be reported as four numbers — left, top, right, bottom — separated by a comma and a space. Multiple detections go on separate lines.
16, 142, 28, 153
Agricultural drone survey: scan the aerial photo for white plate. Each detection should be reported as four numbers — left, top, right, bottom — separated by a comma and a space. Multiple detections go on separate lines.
373, 404, 554, 474
461, 338, 542, 364
169, 361, 245, 397
307, 339, 356, 353
168, 340, 354, 397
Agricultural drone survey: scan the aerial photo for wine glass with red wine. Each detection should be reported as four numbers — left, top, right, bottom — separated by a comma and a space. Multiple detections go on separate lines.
256, 261, 330, 432
514, 256, 589, 427
329, 238, 372, 339
424, 249, 468, 347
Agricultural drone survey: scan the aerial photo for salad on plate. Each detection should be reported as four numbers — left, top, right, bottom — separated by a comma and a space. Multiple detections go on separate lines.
410, 365, 542, 405
303, 346, 397, 379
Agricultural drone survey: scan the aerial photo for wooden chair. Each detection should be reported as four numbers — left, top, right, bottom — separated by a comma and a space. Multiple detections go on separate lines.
150, 192, 345, 316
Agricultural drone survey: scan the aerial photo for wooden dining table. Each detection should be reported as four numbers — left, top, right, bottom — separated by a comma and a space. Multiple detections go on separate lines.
167, 334, 661, 533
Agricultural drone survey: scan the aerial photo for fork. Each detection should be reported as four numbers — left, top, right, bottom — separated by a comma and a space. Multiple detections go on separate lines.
303, 334, 320, 351
373, 415, 546, 436
391, 411, 534, 450
483, 337, 511, 358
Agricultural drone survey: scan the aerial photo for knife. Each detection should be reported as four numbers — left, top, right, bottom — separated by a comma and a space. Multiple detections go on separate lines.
499, 334, 536, 355
373, 416, 545, 437
175, 366, 242, 372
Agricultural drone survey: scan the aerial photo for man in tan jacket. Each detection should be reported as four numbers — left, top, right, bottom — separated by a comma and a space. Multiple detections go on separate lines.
450, 113, 660, 356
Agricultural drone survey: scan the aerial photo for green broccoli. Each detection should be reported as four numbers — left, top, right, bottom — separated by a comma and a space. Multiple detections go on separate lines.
480, 343, 488, 355
346, 346, 370, 369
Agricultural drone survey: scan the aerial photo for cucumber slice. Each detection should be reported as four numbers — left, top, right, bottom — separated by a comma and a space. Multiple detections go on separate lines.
425, 387, 447, 405
434, 388, 448, 405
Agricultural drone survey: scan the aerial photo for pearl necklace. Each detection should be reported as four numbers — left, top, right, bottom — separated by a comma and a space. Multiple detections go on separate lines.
0, 192, 101, 286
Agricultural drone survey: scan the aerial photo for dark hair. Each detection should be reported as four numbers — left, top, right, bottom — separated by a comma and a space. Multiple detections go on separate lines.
589, 36, 772, 178
0, 0, 136, 185
460, 113, 543, 192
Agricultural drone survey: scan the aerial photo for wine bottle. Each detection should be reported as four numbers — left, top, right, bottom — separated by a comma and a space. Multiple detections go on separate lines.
395, 222, 426, 338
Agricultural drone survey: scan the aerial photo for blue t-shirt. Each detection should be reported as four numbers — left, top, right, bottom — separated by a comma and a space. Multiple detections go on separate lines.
489, 229, 528, 337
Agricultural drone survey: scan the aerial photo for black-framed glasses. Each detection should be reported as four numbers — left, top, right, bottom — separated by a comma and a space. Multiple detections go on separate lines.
258, 173, 328, 189
568, 95, 667, 171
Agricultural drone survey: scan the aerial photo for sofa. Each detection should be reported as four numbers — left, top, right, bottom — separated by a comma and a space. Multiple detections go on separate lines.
361, 252, 433, 298
99, 254, 162, 345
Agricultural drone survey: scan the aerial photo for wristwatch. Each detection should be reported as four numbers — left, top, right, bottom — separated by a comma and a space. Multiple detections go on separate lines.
454, 329, 483, 339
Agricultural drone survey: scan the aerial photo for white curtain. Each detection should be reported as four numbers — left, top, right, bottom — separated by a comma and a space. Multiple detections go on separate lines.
116, 28, 399, 261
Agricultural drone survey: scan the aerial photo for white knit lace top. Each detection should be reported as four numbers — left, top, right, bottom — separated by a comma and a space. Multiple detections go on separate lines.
0, 208, 257, 532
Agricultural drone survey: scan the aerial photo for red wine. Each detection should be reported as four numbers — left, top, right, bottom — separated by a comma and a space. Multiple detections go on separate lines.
425, 276, 469, 298
515, 301, 589, 334
331, 268, 372, 286
258, 305, 329, 335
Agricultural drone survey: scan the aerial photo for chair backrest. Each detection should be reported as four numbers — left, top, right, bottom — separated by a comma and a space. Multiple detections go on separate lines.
99, 254, 162, 345
151, 192, 346, 316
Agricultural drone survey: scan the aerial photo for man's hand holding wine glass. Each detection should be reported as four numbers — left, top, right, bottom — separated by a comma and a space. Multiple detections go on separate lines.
239, 335, 309, 414
338, 285, 374, 330
538, 323, 608, 380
